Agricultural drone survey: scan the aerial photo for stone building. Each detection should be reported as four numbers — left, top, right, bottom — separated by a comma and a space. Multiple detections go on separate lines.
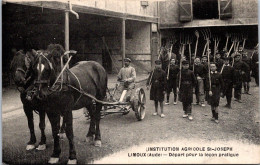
2, 0, 258, 86
159, 0, 258, 56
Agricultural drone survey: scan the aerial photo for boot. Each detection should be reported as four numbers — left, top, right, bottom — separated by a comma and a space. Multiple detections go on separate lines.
247, 84, 251, 95
211, 110, 215, 121
215, 113, 219, 123
165, 95, 170, 105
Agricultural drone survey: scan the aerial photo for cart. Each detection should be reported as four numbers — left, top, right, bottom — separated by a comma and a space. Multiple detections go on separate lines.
84, 82, 146, 121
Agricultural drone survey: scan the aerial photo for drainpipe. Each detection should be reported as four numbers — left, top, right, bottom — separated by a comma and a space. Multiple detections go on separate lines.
122, 18, 126, 67
64, 1, 79, 69
65, 1, 79, 51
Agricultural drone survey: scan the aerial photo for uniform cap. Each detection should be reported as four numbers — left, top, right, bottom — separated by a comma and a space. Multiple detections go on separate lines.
234, 53, 241, 58
124, 58, 131, 62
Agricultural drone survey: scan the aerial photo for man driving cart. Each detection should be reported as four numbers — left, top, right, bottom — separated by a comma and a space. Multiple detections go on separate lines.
115, 58, 136, 114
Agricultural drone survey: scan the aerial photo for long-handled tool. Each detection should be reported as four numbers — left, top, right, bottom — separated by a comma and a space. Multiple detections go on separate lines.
157, 46, 164, 60
201, 28, 212, 92
242, 33, 248, 51
167, 43, 174, 80
227, 36, 235, 57
206, 29, 212, 92
193, 30, 199, 71
147, 47, 164, 87
187, 35, 192, 65
177, 33, 188, 101
224, 33, 231, 51
213, 35, 217, 62
216, 36, 221, 50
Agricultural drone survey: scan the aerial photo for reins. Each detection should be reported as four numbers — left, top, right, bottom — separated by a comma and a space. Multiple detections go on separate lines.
36, 50, 126, 106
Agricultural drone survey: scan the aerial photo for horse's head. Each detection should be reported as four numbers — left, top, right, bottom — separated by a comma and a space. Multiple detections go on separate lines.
31, 44, 65, 100
10, 50, 38, 91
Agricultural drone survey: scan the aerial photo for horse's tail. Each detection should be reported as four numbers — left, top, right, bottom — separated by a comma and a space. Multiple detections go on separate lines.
98, 66, 108, 100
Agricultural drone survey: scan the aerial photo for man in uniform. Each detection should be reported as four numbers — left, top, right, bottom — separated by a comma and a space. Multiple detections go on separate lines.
201, 55, 209, 68
193, 57, 207, 107
201, 55, 209, 101
146, 60, 167, 118
241, 52, 252, 94
233, 53, 250, 103
165, 59, 179, 105
215, 52, 224, 72
116, 58, 136, 114
206, 63, 224, 124
177, 60, 196, 121
220, 57, 234, 109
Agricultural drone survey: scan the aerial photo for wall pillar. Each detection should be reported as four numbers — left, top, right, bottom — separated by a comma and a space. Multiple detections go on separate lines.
65, 11, 69, 51
122, 18, 126, 67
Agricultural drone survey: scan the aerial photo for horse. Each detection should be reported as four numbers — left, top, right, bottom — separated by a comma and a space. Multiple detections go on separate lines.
27, 44, 108, 164
10, 49, 47, 151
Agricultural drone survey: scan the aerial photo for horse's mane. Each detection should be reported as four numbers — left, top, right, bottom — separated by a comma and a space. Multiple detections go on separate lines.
10, 50, 25, 71
47, 44, 65, 58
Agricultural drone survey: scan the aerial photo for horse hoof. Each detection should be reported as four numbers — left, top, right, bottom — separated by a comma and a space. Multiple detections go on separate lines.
67, 159, 77, 164
58, 133, 66, 140
86, 136, 94, 143
26, 144, 35, 150
36, 144, 46, 151
48, 157, 59, 164
94, 140, 102, 147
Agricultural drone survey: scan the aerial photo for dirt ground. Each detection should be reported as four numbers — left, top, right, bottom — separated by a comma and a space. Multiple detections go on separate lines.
2, 81, 260, 164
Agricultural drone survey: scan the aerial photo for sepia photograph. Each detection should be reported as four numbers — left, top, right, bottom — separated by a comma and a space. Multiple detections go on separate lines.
1, 0, 260, 164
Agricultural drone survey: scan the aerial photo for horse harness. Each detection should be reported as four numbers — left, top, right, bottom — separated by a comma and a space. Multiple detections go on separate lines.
32, 52, 119, 107
34, 52, 85, 106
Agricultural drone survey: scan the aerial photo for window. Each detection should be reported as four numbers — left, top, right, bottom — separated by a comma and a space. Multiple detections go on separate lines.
193, 0, 219, 19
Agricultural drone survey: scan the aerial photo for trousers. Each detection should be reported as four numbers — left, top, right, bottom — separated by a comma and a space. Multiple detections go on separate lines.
182, 102, 192, 115
195, 78, 205, 103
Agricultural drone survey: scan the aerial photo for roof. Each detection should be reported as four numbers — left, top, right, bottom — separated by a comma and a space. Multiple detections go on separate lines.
3, 0, 159, 23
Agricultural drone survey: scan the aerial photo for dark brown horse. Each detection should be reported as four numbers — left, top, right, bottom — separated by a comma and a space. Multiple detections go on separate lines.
28, 44, 107, 164
10, 49, 47, 151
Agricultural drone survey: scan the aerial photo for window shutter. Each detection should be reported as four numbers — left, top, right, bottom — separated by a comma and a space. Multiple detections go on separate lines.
179, 0, 192, 22
219, 0, 232, 19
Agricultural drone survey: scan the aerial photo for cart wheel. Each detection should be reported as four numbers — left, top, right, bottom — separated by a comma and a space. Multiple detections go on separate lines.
131, 88, 146, 121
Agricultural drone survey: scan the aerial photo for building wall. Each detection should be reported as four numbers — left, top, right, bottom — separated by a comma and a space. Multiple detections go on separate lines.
125, 20, 151, 73
72, 0, 158, 17
73, 20, 151, 74
159, 0, 258, 27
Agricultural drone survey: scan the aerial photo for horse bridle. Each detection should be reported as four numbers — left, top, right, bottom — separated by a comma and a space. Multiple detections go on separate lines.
15, 67, 26, 75
34, 51, 54, 89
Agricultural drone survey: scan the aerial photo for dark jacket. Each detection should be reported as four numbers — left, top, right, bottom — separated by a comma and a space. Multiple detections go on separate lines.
147, 68, 167, 101
242, 55, 252, 70
251, 51, 259, 77
233, 60, 250, 85
177, 69, 196, 103
201, 62, 209, 72
206, 71, 224, 106
242, 55, 252, 82
215, 58, 224, 72
194, 64, 208, 79
221, 64, 234, 97
166, 64, 180, 80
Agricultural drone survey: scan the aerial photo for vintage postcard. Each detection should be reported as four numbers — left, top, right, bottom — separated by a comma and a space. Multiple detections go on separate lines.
2, 0, 260, 164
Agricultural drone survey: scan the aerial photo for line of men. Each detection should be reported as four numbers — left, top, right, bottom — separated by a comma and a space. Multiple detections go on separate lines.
146, 44, 259, 123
